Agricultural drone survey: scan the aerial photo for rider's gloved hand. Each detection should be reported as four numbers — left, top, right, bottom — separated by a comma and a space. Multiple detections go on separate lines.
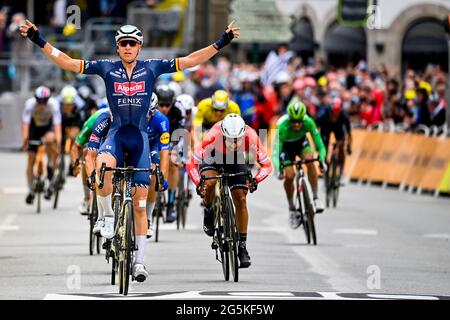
248, 178, 258, 193
21, 20, 47, 48
213, 20, 240, 50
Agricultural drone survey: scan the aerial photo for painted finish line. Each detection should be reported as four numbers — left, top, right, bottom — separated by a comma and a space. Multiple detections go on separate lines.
44, 291, 450, 300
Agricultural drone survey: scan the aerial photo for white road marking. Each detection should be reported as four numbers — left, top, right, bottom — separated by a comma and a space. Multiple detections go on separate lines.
334, 229, 378, 236
423, 234, 450, 240
0, 214, 18, 237
367, 294, 438, 300
43, 291, 444, 300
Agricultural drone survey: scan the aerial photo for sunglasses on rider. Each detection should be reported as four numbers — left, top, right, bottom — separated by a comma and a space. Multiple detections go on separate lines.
159, 103, 171, 108
118, 40, 138, 47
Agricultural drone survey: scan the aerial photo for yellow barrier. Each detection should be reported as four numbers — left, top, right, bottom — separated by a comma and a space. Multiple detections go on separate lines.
344, 130, 450, 194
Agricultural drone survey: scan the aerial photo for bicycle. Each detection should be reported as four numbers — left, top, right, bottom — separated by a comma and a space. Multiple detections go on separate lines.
99, 163, 152, 296
291, 158, 320, 245
28, 140, 46, 214
325, 143, 341, 208
176, 164, 191, 230
152, 164, 165, 243
202, 170, 253, 282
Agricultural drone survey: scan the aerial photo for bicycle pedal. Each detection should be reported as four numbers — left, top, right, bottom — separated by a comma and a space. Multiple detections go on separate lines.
211, 242, 218, 250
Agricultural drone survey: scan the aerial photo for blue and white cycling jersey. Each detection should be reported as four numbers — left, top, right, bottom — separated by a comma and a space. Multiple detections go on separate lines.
81, 58, 180, 187
87, 110, 111, 151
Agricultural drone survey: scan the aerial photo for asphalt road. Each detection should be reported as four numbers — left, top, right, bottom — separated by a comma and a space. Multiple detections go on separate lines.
0, 151, 449, 300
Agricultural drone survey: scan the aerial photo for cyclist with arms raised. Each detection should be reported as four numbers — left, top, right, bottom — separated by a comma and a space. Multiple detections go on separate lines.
20, 19, 240, 282
272, 101, 327, 229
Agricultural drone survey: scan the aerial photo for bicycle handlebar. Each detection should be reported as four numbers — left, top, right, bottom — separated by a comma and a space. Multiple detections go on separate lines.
200, 171, 253, 182
98, 162, 153, 189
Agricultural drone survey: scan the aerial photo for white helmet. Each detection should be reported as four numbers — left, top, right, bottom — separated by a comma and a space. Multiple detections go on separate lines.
150, 92, 158, 113
221, 114, 246, 139
175, 94, 194, 112
115, 25, 143, 44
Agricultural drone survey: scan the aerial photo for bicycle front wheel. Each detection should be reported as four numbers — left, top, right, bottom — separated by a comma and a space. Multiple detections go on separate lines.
224, 197, 239, 282
302, 180, 317, 245
120, 202, 133, 296
296, 189, 310, 244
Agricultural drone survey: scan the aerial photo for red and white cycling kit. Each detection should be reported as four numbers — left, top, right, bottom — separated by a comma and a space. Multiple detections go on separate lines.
186, 121, 272, 186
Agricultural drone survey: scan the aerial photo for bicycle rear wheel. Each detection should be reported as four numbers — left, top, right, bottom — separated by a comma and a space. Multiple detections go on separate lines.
120, 202, 133, 296
302, 180, 317, 245
224, 197, 239, 282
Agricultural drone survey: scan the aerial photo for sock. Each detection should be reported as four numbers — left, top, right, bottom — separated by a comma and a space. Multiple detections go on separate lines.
239, 233, 247, 248
146, 201, 156, 220
96, 197, 104, 220
312, 187, 318, 199
28, 180, 33, 193
134, 235, 147, 265
168, 189, 175, 205
98, 195, 114, 217
287, 196, 295, 210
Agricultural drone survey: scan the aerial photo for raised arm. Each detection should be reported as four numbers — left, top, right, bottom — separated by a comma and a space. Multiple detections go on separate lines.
178, 20, 240, 71
19, 20, 82, 73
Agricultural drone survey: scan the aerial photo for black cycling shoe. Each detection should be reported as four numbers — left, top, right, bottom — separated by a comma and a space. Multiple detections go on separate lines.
238, 246, 251, 268
44, 186, 53, 200
166, 204, 176, 223
203, 206, 215, 237
25, 193, 35, 205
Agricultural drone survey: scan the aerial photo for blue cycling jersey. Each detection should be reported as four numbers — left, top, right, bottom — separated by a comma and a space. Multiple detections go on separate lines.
87, 110, 111, 151
81, 58, 179, 187
147, 110, 170, 152
82, 58, 179, 132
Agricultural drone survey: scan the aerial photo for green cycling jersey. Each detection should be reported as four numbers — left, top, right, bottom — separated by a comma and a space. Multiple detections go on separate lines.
272, 114, 326, 173
75, 108, 110, 146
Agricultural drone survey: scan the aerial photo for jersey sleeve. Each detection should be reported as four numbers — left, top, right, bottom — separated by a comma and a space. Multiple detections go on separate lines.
186, 125, 218, 185
76, 112, 98, 146
22, 99, 34, 124
247, 127, 272, 183
81, 59, 114, 78
158, 115, 170, 151
144, 58, 180, 78
305, 116, 326, 162
87, 114, 110, 151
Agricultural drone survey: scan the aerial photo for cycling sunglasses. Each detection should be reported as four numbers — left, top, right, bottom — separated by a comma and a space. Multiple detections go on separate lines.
289, 119, 303, 124
159, 103, 171, 108
118, 39, 138, 47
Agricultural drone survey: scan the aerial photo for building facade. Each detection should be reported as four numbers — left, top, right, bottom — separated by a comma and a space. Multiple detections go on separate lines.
276, 0, 450, 71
